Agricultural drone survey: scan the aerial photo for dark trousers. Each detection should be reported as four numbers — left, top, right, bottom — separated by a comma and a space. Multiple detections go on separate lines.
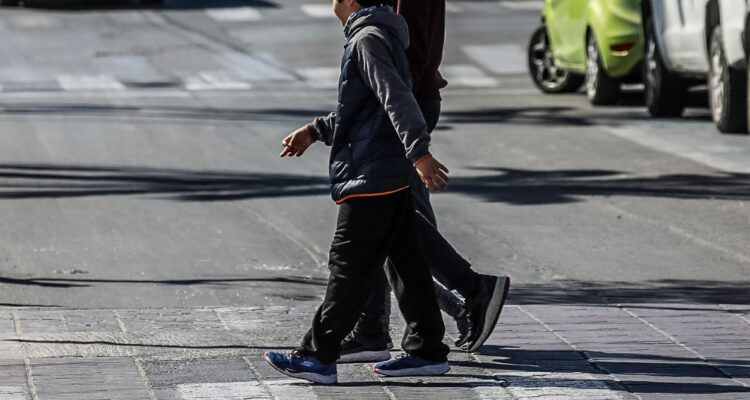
299, 190, 450, 364
351, 98, 482, 343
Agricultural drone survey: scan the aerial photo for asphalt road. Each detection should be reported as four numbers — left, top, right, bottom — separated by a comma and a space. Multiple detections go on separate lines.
0, 1, 749, 398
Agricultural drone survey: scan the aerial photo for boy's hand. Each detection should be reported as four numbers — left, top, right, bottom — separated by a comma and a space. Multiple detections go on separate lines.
414, 154, 449, 192
280, 125, 316, 157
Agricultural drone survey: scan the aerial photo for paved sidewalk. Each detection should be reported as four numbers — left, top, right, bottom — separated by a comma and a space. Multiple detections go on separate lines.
1, 302, 749, 399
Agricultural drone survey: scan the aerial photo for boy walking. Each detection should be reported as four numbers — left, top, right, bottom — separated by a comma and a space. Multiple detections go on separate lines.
264, 0, 451, 384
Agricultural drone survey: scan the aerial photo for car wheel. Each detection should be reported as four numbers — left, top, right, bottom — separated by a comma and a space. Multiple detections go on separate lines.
644, 17, 686, 117
527, 26, 584, 94
708, 25, 748, 133
585, 33, 620, 105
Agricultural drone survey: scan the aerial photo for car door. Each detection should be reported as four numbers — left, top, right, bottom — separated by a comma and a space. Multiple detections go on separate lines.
666, 0, 708, 72
547, 0, 588, 69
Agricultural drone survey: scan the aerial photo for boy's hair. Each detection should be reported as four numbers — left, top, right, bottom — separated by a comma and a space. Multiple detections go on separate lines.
355, 0, 393, 7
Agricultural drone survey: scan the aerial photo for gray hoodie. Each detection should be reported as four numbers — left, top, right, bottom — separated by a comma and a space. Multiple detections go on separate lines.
309, 6, 431, 202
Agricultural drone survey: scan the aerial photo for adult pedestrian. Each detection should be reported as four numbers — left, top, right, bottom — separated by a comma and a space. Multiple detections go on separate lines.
339, 0, 511, 363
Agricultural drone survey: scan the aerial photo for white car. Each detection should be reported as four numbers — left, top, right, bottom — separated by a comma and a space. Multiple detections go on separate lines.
641, 0, 747, 133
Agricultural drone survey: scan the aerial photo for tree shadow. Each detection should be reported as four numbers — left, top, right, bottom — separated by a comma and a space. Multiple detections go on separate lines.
0, 275, 327, 288
450, 167, 750, 205
0, 163, 329, 201
21, 0, 279, 11
2, 164, 750, 205
509, 279, 750, 305
7, 338, 295, 350
0, 104, 329, 125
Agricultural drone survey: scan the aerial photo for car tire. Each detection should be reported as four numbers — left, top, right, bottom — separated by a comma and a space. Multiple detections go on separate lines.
644, 17, 686, 117
527, 26, 584, 94
585, 33, 620, 105
708, 25, 748, 133
0, 0, 20, 6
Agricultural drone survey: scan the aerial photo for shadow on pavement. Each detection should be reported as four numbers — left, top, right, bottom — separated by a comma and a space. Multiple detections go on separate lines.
0, 275, 326, 288
7, 338, 295, 351
451, 167, 750, 205
509, 279, 750, 305
0, 164, 330, 201
1, 164, 750, 204
21, 0, 278, 11
0, 104, 328, 124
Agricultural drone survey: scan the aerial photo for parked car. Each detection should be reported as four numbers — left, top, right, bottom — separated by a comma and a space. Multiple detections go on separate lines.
641, 0, 748, 133
528, 0, 644, 105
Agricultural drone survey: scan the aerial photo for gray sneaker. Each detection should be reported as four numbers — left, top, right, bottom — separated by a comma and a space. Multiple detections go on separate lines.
339, 334, 392, 363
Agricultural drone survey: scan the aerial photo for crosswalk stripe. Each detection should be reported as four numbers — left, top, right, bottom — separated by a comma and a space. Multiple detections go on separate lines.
0, 386, 26, 400
441, 64, 499, 88
265, 379, 317, 399
300, 4, 335, 18
184, 72, 252, 91
177, 382, 271, 400
482, 371, 630, 400
56, 75, 126, 91
445, 2, 463, 13
206, 7, 263, 22
296, 67, 339, 89
219, 52, 296, 82
463, 44, 528, 75
498, 1, 544, 11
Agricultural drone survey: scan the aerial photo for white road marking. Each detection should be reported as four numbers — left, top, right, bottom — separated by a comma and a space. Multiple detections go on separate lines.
296, 67, 340, 89
177, 381, 271, 400
445, 2, 463, 13
464, 44, 528, 75
56, 75, 126, 91
9, 14, 61, 29
604, 123, 750, 174
0, 386, 26, 400
92, 56, 169, 84
265, 379, 318, 399
499, 1, 544, 11
474, 371, 628, 399
300, 4, 335, 18
219, 52, 296, 82
184, 72, 252, 91
206, 7, 263, 22
441, 64, 499, 88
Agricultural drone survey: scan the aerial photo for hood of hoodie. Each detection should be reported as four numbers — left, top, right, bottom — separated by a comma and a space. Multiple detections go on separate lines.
343, 5, 409, 48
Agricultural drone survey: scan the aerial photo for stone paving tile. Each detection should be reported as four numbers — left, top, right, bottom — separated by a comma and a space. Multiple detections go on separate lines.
30, 357, 151, 400
144, 357, 257, 399
0, 360, 31, 400
13, 309, 120, 333
2, 303, 749, 399
117, 309, 227, 331
0, 311, 23, 359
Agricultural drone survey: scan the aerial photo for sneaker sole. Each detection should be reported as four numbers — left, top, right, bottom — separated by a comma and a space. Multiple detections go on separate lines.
372, 362, 450, 377
338, 350, 391, 363
468, 276, 510, 352
263, 353, 338, 385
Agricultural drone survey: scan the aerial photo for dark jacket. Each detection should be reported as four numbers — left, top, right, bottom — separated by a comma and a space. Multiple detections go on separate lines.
309, 6, 431, 203
396, 0, 447, 100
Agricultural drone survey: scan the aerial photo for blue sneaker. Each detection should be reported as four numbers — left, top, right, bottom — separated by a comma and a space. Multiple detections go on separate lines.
264, 350, 337, 384
372, 353, 450, 377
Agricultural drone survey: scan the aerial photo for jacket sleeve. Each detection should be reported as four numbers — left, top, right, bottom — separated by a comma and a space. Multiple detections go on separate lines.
308, 112, 336, 146
354, 34, 431, 162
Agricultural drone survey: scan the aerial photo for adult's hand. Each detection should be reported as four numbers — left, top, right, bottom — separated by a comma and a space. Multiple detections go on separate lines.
415, 154, 449, 192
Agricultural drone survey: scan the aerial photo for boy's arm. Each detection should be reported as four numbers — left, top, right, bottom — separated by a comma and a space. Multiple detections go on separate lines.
309, 112, 336, 146
354, 34, 431, 162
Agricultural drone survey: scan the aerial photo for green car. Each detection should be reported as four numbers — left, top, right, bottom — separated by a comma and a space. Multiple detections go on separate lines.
528, 0, 644, 105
